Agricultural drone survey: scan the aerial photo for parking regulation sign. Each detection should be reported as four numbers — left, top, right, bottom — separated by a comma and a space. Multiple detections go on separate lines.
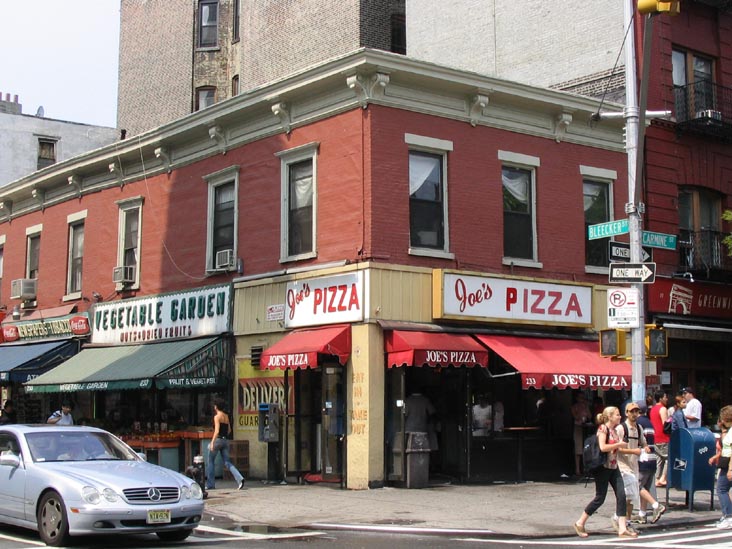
607, 287, 640, 328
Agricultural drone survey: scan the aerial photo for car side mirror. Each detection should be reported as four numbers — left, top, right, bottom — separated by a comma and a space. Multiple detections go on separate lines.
0, 451, 20, 468
136, 452, 148, 462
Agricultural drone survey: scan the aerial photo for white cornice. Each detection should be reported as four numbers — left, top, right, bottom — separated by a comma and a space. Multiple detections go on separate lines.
0, 49, 625, 222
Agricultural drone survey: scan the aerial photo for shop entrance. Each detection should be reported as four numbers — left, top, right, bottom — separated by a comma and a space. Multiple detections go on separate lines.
293, 362, 344, 482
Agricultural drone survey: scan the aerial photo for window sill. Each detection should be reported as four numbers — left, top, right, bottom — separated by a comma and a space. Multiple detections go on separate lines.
408, 247, 455, 260
502, 257, 543, 269
585, 265, 609, 275
62, 292, 82, 302
196, 46, 220, 53
280, 251, 317, 264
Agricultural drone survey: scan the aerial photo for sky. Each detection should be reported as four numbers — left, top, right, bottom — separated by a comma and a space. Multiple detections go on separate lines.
0, 0, 121, 128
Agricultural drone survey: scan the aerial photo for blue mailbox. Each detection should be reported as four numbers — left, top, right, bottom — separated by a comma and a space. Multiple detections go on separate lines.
668, 427, 716, 511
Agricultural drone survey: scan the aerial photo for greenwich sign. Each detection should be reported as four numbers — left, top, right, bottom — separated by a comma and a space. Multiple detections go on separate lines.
433, 270, 592, 327
92, 284, 231, 344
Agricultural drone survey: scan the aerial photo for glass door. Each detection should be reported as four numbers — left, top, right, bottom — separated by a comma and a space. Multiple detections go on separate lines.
321, 365, 344, 480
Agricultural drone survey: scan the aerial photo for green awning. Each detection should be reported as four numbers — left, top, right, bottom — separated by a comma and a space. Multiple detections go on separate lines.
24, 337, 231, 393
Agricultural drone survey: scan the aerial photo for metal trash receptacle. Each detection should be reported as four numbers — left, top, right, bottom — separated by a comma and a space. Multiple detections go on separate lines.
406, 432, 430, 489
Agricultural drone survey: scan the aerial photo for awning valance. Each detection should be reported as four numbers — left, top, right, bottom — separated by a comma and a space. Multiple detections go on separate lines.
473, 334, 629, 390
0, 340, 79, 383
24, 337, 230, 393
386, 330, 489, 368
260, 324, 351, 370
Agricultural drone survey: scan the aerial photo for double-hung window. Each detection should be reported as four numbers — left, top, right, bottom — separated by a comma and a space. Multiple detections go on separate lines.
277, 143, 318, 262
196, 87, 216, 111
679, 187, 723, 270
581, 166, 616, 272
66, 211, 87, 297
116, 197, 143, 288
232, 0, 240, 42
672, 48, 715, 119
204, 166, 238, 271
25, 225, 42, 280
499, 151, 540, 266
198, 0, 218, 48
37, 138, 57, 170
406, 133, 452, 258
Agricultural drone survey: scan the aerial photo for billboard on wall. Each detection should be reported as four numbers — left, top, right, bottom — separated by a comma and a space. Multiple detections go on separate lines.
91, 284, 232, 345
236, 359, 294, 434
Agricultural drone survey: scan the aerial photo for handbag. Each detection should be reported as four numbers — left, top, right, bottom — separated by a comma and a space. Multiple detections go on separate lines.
663, 418, 673, 435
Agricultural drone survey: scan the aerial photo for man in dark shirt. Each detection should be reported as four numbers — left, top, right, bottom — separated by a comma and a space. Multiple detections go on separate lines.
0, 400, 17, 424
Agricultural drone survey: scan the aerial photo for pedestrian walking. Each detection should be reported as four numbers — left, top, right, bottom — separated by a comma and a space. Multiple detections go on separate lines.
0, 400, 17, 424
714, 405, 732, 529
649, 390, 669, 487
47, 400, 74, 425
573, 406, 636, 539
206, 398, 245, 491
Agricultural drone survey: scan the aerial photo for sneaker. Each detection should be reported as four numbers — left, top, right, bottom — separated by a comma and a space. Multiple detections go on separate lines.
716, 517, 732, 529
238, 479, 245, 490
630, 515, 647, 525
626, 523, 639, 534
611, 515, 619, 533
650, 504, 666, 524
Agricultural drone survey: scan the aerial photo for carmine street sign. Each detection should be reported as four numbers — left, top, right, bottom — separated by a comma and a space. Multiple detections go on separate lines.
609, 262, 656, 284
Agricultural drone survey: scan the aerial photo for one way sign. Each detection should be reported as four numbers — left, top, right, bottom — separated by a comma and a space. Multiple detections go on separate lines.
609, 262, 656, 284
608, 241, 652, 263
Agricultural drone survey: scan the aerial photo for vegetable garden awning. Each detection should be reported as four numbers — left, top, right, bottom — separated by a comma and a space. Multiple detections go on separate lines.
24, 336, 231, 393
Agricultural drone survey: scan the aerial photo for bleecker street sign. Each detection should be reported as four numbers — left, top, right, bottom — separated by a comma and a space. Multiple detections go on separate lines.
608, 241, 652, 263
588, 219, 629, 240
609, 262, 656, 284
642, 231, 677, 250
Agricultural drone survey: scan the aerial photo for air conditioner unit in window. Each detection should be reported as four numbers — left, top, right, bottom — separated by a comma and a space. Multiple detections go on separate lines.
112, 265, 135, 284
696, 109, 722, 123
215, 249, 234, 270
10, 278, 37, 300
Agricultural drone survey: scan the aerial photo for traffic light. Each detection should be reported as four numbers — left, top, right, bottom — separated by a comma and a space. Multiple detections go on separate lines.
645, 325, 668, 358
637, 0, 680, 16
600, 329, 627, 357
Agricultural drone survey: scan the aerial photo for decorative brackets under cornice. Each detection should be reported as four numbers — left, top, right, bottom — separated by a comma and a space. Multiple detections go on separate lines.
346, 72, 390, 109
68, 175, 82, 197
0, 200, 12, 220
31, 188, 46, 211
109, 161, 124, 187
154, 147, 172, 173
554, 111, 573, 143
469, 92, 491, 127
208, 125, 228, 154
271, 102, 291, 134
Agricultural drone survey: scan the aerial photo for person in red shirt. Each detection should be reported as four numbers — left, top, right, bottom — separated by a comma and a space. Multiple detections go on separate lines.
649, 391, 669, 487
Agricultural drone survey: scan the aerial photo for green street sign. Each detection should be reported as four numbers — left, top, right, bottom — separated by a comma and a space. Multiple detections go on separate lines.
642, 231, 677, 250
588, 219, 629, 240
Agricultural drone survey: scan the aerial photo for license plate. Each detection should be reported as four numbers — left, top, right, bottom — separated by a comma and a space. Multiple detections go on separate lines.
146, 510, 171, 524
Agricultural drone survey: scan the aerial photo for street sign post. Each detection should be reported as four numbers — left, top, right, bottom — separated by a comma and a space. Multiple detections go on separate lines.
641, 230, 677, 250
608, 241, 652, 263
609, 262, 656, 284
588, 219, 629, 240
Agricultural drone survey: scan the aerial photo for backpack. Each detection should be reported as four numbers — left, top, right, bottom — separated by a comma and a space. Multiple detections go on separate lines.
583, 426, 608, 473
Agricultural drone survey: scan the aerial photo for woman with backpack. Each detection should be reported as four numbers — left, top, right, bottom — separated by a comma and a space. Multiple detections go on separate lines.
573, 406, 636, 538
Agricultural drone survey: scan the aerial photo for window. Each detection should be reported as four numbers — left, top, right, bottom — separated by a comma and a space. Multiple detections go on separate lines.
26, 234, 41, 279
672, 48, 715, 117
276, 143, 319, 261
232, 75, 239, 97
204, 166, 238, 271
67, 217, 85, 296
583, 181, 611, 268
0, 240, 4, 302
196, 87, 216, 111
198, 0, 218, 48
232, 0, 240, 42
117, 198, 143, 287
391, 13, 406, 55
405, 133, 452, 257
499, 151, 540, 264
37, 138, 57, 170
679, 187, 723, 270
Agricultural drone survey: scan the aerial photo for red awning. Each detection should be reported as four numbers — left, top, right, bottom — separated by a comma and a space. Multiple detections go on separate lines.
473, 334, 630, 390
385, 330, 489, 368
260, 324, 351, 370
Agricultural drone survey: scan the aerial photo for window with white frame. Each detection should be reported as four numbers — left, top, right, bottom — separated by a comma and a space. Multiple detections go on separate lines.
198, 0, 218, 48
26, 228, 41, 280
581, 166, 616, 270
0, 239, 4, 302
499, 151, 539, 264
66, 211, 86, 296
204, 166, 238, 271
117, 198, 143, 287
276, 143, 318, 261
196, 86, 216, 111
406, 133, 452, 256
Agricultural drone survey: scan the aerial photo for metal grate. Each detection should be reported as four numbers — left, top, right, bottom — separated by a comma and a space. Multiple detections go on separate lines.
250, 346, 263, 366
122, 487, 179, 503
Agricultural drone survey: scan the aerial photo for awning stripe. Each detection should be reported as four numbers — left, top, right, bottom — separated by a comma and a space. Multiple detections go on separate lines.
473, 334, 629, 390
385, 330, 489, 368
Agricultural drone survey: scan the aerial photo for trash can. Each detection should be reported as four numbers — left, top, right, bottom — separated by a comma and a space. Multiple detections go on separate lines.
405, 431, 430, 489
668, 427, 716, 510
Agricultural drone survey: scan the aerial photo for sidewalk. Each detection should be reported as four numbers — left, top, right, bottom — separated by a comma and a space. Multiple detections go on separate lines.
201, 479, 719, 538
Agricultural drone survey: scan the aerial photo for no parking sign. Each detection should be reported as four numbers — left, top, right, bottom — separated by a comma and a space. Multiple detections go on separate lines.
607, 288, 640, 328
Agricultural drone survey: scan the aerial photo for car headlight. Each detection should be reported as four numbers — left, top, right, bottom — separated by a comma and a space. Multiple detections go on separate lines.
189, 482, 203, 500
82, 486, 101, 504
181, 485, 190, 499
102, 488, 119, 502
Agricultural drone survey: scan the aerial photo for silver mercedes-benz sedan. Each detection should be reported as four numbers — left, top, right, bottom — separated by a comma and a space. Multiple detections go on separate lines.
0, 424, 204, 546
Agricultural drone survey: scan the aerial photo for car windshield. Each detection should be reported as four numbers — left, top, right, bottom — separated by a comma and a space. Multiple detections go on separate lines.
25, 431, 139, 463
